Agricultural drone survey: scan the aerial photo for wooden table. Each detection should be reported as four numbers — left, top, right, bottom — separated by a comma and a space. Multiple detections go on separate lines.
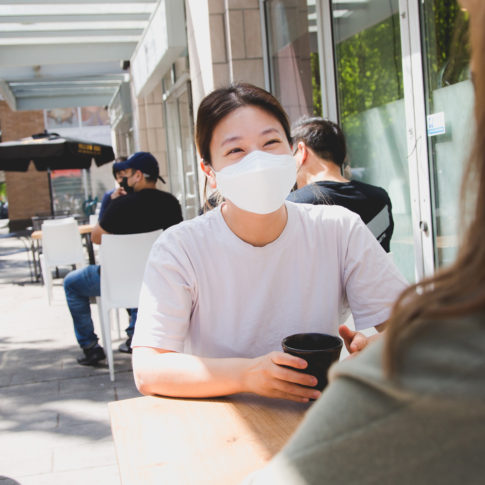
108, 394, 310, 485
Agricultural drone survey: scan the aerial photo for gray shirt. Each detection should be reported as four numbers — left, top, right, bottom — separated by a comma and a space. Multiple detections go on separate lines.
244, 313, 485, 484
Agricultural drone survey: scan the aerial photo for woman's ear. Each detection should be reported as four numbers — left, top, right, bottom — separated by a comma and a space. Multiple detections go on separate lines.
200, 160, 217, 189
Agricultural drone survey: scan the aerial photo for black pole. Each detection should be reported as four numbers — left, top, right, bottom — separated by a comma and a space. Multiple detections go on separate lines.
47, 168, 54, 215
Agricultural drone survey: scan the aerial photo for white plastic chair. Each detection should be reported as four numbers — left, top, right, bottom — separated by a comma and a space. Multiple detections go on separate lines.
39, 218, 86, 305
96, 229, 163, 381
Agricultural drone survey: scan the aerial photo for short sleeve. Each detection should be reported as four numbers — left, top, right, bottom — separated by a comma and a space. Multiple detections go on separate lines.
131, 231, 196, 352
97, 190, 113, 220
99, 195, 129, 234
342, 217, 407, 330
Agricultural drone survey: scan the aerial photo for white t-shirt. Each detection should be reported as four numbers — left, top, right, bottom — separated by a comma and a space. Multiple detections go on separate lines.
132, 201, 408, 358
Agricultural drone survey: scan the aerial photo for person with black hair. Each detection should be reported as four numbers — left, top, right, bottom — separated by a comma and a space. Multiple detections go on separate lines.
97, 156, 127, 221
288, 117, 394, 252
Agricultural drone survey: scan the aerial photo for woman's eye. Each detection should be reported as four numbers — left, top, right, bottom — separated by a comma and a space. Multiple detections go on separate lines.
226, 147, 243, 155
264, 138, 281, 147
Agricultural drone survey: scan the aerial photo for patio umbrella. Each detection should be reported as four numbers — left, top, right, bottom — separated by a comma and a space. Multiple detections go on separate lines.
0, 131, 115, 172
0, 131, 115, 214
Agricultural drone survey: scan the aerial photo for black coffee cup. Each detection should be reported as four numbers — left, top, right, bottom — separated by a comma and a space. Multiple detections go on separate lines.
282, 333, 343, 391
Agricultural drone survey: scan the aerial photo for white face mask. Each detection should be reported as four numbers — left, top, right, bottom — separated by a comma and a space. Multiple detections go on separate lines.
214, 150, 296, 214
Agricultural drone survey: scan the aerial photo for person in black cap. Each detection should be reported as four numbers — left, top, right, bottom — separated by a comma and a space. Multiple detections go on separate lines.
63, 151, 183, 366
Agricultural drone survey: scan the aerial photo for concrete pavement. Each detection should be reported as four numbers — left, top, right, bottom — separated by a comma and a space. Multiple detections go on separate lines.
0, 231, 139, 484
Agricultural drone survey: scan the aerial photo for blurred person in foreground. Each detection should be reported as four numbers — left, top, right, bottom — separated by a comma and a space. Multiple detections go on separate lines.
244, 1, 485, 483
288, 117, 393, 252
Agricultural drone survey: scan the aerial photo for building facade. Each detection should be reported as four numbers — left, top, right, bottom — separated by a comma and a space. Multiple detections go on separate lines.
107, 0, 472, 284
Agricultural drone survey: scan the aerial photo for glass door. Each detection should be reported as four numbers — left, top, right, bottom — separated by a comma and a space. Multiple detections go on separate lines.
163, 74, 200, 220
419, 1, 472, 267
330, 0, 415, 282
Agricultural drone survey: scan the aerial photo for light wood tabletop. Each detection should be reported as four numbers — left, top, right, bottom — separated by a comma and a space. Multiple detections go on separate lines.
108, 394, 310, 485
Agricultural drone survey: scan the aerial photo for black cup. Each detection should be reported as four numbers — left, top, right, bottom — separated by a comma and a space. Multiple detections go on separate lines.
282, 333, 343, 391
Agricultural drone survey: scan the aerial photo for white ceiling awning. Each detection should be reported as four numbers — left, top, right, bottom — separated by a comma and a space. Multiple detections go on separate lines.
0, 0, 159, 111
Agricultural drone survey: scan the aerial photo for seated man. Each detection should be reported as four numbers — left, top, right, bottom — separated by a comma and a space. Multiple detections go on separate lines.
287, 117, 394, 252
63, 152, 183, 366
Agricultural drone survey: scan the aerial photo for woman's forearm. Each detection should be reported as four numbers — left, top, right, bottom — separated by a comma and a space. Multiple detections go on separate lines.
132, 347, 250, 398
133, 347, 322, 402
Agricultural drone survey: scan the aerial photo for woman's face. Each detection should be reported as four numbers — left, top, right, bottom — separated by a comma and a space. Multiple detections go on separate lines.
208, 106, 292, 173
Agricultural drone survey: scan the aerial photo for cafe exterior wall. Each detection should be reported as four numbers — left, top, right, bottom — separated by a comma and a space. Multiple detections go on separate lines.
187, 0, 265, 110
0, 101, 51, 229
132, 85, 169, 190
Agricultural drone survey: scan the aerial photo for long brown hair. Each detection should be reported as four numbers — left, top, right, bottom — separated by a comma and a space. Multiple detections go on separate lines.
384, 4, 485, 374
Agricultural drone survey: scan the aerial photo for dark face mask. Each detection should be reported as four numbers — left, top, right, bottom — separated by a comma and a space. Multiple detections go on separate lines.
120, 177, 134, 194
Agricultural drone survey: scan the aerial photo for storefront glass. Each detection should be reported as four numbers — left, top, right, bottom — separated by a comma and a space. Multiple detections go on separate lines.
420, 1, 472, 267
331, 0, 415, 282
264, 0, 323, 122
163, 64, 200, 219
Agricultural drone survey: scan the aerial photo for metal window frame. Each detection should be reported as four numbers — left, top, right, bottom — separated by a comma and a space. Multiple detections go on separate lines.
317, 0, 338, 122
259, 0, 272, 92
399, 0, 435, 280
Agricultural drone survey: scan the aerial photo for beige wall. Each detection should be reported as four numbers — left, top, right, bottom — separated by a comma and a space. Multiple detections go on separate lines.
0, 101, 51, 228
186, 0, 265, 201
131, 83, 169, 191
187, 0, 265, 113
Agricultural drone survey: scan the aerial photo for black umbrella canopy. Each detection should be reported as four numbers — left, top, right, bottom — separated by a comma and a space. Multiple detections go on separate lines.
0, 132, 115, 172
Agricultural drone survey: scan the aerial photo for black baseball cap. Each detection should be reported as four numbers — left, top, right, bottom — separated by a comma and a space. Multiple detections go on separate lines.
116, 152, 166, 183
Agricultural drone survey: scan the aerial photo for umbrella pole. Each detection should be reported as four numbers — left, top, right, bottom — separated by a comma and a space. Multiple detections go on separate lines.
47, 168, 54, 216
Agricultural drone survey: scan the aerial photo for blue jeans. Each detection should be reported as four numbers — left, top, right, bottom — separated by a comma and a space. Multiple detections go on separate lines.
63, 265, 137, 349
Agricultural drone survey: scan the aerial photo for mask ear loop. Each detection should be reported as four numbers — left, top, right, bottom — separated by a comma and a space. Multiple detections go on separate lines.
205, 165, 224, 212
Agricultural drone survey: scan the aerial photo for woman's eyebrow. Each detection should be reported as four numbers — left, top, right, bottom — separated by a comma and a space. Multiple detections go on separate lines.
261, 127, 281, 136
220, 127, 281, 148
220, 135, 241, 147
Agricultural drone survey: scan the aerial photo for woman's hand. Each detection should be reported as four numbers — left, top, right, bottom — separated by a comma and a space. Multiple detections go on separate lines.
338, 324, 384, 357
339, 325, 368, 355
242, 351, 321, 402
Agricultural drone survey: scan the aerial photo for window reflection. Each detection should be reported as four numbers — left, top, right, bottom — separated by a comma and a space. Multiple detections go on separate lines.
265, 0, 322, 122
332, 0, 414, 282
421, 1, 471, 267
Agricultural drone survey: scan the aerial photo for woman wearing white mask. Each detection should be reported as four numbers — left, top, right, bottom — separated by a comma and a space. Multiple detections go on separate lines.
131, 83, 407, 402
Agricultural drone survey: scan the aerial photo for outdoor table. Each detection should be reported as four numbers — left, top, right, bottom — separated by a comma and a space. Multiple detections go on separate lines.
31, 223, 96, 269
108, 394, 310, 485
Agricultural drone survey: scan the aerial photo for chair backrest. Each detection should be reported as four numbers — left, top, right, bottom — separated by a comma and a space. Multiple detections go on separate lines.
33, 213, 74, 230
89, 214, 99, 226
99, 229, 163, 309
41, 219, 85, 267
